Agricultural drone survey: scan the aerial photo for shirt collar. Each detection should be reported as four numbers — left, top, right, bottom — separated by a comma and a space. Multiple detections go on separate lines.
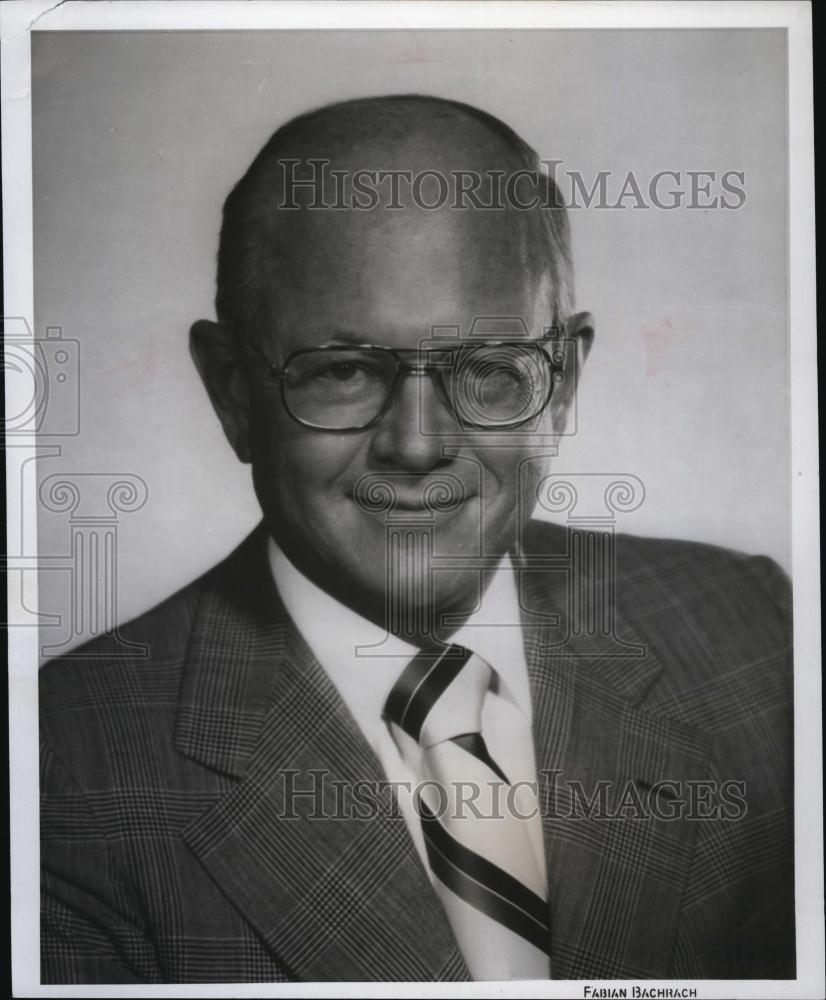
267, 536, 532, 736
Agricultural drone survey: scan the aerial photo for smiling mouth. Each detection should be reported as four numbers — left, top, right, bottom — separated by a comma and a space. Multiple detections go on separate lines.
392, 494, 474, 511
349, 478, 474, 516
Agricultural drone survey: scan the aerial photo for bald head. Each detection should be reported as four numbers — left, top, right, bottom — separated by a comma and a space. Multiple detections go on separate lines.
215, 95, 573, 344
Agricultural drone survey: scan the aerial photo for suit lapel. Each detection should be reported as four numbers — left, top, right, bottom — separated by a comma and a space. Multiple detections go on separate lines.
174, 521, 710, 980
176, 527, 469, 982
520, 529, 712, 979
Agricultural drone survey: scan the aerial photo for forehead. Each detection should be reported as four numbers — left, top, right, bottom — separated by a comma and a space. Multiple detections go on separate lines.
264, 142, 544, 347
268, 212, 544, 354
285, 197, 534, 292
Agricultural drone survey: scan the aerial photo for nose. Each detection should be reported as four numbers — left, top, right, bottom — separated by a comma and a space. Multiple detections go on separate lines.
369, 371, 456, 472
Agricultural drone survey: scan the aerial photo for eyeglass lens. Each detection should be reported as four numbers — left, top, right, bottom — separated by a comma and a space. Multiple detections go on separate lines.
282, 345, 553, 430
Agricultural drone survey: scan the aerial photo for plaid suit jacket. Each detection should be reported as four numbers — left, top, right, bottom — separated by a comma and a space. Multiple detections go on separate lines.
40, 520, 795, 983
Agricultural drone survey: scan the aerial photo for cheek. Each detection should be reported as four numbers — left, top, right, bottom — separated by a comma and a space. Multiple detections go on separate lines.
473, 445, 532, 502
250, 410, 369, 516
470, 439, 554, 530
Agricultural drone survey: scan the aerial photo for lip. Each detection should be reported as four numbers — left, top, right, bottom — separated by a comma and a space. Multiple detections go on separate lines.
393, 497, 470, 511
349, 490, 476, 513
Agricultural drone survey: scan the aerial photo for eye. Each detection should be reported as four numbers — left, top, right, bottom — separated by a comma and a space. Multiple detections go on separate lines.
326, 361, 362, 381
463, 352, 532, 390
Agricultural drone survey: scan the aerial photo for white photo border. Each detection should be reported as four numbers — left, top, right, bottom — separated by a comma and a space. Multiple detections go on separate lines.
2, 2, 820, 998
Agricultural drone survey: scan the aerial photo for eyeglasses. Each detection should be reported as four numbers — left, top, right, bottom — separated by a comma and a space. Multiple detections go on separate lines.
245, 339, 567, 432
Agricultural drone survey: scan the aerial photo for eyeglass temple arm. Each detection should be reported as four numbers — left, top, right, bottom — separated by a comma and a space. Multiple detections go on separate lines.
244, 342, 287, 377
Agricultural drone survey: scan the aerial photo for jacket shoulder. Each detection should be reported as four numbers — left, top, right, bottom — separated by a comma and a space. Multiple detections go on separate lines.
609, 528, 792, 648
525, 517, 790, 617
524, 517, 792, 691
37, 528, 265, 747
39, 570, 202, 717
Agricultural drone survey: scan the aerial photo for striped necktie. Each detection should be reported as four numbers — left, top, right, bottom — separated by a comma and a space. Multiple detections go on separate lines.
383, 643, 550, 980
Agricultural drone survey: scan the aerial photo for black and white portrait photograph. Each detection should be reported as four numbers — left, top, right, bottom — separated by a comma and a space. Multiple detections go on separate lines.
2, 2, 821, 996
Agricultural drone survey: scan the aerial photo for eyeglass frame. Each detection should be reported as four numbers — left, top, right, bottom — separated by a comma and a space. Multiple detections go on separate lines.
243, 332, 568, 432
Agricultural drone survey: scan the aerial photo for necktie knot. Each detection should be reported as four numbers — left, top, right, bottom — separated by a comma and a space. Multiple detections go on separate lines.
383, 643, 492, 749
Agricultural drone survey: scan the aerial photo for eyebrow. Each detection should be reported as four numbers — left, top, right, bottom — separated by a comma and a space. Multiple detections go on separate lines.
317, 330, 367, 348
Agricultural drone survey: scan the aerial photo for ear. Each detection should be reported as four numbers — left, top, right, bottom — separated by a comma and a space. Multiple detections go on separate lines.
189, 319, 252, 463
549, 311, 594, 434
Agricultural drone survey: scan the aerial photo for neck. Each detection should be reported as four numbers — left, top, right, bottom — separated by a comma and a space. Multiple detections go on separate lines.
268, 522, 494, 647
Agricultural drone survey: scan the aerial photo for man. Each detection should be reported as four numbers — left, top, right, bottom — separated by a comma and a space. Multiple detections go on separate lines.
40, 95, 794, 983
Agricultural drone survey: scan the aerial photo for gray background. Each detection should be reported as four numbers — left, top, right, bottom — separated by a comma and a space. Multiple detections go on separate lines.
32, 29, 789, 653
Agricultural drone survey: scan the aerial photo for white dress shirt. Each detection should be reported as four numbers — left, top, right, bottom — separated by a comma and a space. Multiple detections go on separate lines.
267, 537, 547, 893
